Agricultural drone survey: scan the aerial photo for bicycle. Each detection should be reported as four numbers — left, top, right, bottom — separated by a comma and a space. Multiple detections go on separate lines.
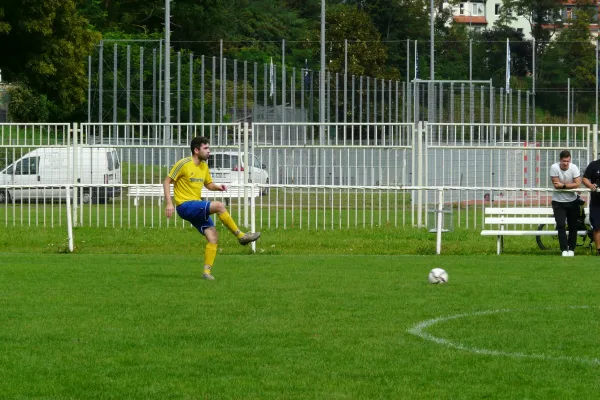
536, 207, 594, 252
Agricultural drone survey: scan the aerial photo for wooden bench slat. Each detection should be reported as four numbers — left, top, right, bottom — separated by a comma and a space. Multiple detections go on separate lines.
484, 217, 557, 224
481, 206, 590, 255
485, 208, 589, 215
484, 208, 554, 215
481, 230, 588, 236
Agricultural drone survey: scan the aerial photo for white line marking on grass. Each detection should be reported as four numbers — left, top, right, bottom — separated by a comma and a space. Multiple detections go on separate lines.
407, 306, 600, 366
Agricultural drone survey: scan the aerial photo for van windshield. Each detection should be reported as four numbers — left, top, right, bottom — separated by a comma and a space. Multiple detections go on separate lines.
107, 151, 120, 171
209, 154, 239, 169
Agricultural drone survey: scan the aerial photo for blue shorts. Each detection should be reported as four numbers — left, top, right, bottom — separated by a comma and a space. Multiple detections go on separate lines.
176, 200, 214, 235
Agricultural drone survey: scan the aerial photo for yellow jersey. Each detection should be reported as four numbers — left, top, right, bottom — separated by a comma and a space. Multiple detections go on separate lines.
168, 157, 213, 206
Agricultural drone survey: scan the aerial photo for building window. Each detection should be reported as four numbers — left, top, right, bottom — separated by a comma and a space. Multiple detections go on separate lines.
566, 8, 572, 20
459, 3, 465, 15
472, 3, 484, 16
495, 3, 501, 16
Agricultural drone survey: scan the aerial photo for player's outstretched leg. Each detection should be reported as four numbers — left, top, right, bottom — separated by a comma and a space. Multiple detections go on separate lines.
238, 232, 261, 245
211, 202, 261, 246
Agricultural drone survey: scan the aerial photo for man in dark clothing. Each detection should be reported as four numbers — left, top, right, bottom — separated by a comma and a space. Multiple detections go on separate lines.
583, 158, 600, 256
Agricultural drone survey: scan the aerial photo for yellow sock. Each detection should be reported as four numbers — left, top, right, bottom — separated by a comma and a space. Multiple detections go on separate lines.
204, 243, 218, 272
218, 211, 245, 238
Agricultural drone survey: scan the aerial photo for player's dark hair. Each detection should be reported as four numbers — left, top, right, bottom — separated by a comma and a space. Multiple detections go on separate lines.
190, 136, 210, 154
559, 150, 571, 159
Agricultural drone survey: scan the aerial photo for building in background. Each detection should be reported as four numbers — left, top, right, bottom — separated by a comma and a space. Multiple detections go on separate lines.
444, 1, 600, 40
444, 1, 531, 37
550, 0, 600, 39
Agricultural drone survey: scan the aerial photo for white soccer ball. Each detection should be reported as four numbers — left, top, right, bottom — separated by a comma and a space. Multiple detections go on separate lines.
428, 268, 448, 284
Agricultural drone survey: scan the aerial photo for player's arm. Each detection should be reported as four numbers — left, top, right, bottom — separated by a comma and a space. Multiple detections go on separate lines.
583, 176, 598, 191
551, 176, 564, 189
583, 165, 598, 191
163, 176, 175, 218
205, 182, 227, 192
203, 168, 225, 191
569, 165, 583, 189
569, 175, 582, 189
549, 164, 562, 189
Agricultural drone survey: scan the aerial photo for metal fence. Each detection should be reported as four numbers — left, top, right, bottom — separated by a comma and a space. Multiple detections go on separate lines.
87, 41, 546, 128
1, 122, 597, 231
86, 38, 600, 129
423, 122, 595, 205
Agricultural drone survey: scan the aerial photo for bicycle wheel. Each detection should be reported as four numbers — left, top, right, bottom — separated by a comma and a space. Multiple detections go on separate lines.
576, 225, 594, 250
536, 224, 560, 251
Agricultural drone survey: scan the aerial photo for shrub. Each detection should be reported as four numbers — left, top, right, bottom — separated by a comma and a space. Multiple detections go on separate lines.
7, 85, 50, 122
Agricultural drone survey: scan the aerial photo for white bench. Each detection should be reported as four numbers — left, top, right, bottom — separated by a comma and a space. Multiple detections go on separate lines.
481, 207, 589, 255
128, 184, 260, 207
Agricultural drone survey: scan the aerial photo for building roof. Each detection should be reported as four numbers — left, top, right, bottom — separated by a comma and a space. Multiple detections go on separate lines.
561, 0, 599, 5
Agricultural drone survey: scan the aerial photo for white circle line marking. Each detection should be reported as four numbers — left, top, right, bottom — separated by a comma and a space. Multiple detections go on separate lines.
407, 306, 600, 366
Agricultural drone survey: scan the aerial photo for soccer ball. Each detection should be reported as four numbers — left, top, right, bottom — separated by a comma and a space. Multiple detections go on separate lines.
428, 268, 448, 284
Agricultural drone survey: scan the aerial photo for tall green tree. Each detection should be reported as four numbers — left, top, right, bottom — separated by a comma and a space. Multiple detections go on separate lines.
222, 0, 312, 65
0, 0, 100, 120
344, 0, 432, 79
77, 0, 240, 56
321, 4, 393, 78
497, 0, 563, 84
469, 27, 531, 88
78, 0, 314, 66
0, 5, 9, 35
538, 6, 596, 115
497, 0, 563, 44
435, 23, 470, 80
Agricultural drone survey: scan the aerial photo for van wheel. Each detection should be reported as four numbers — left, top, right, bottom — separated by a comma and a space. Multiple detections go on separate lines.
90, 188, 106, 204
261, 180, 269, 196
81, 192, 92, 204
0, 190, 10, 204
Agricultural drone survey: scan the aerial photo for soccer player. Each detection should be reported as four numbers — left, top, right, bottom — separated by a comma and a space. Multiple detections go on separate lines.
163, 136, 261, 280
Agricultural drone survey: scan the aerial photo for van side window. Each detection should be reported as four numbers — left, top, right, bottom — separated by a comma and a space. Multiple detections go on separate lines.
14, 157, 39, 175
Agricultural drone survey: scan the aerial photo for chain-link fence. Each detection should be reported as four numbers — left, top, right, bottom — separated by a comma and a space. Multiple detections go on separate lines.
87, 38, 600, 128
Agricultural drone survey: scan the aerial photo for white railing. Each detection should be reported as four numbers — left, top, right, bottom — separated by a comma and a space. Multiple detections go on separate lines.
2, 122, 598, 236
2, 184, 593, 256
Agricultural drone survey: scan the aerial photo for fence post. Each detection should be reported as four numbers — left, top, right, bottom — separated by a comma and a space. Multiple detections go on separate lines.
250, 191, 256, 254
417, 121, 424, 228
243, 122, 250, 227
72, 122, 79, 227
594, 124, 598, 160
436, 188, 444, 255
66, 185, 74, 252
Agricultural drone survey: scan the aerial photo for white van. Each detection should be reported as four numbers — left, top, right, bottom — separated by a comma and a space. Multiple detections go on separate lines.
0, 146, 122, 204
208, 151, 269, 195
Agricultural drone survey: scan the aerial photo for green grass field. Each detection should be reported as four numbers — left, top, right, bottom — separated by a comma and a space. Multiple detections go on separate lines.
2, 226, 600, 399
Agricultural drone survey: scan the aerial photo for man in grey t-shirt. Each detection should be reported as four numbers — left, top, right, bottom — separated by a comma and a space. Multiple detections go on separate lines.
549, 150, 582, 256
